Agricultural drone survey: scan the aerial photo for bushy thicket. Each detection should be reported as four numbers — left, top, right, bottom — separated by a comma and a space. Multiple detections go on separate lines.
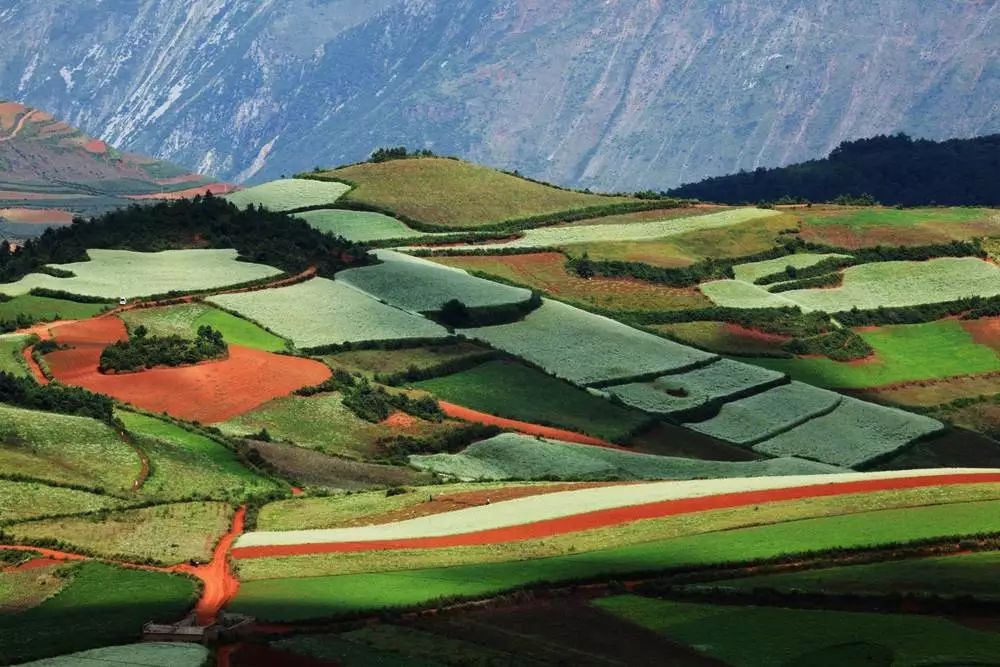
783, 328, 873, 361
768, 272, 843, 292
0, 371, 113, 421
838, 295, 1000, 326
99, 325, 226, 373
296, 370, 443, 423
755, 256, 855, 285
0, 194, 372, 283
431, 293, 542, 328
380, 423, 502, 463
668, 133, 1000, 206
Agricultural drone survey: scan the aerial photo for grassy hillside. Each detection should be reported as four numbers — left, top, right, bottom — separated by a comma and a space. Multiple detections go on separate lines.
317, 158, 641, 229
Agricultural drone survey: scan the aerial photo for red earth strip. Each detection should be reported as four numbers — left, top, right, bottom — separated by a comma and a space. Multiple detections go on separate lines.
438, 401, 625, 449
231, 472, 1000, 560
174, 506, 246, 626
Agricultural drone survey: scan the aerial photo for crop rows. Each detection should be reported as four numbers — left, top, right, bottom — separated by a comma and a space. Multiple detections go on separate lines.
297, 209, 423, 242
224, 178, 350, 212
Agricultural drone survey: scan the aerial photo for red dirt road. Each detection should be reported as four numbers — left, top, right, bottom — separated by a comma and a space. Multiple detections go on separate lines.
231, 472, 1000, 560
174, 506, 246, 625
438, 401, 625, 449
43, 317, 331, 423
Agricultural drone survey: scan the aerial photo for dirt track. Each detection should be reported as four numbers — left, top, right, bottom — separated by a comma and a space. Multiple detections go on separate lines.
231, 472, 1000, 559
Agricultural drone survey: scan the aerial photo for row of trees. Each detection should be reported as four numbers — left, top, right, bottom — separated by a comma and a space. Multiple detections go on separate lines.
98, 325, 227, 373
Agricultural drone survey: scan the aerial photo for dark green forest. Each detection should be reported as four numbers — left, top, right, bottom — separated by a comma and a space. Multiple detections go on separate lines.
668, 134, 999, 206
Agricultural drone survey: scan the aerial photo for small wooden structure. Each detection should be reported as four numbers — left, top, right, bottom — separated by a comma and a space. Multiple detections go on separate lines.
142, 612, 254, 645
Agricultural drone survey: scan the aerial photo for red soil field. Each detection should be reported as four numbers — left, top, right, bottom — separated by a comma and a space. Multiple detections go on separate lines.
0, 191, 80, 201
961, 317, 1000, 353
82, 138, 108, 154
0, 207, 75, 224
438, 400, 625, 449
231, 472, 1000, 560
1, 557, 66, 573
44, 317, 331, 423
722, 322, 790, 345
383, 411, 417, 428
126, 183, 237, 200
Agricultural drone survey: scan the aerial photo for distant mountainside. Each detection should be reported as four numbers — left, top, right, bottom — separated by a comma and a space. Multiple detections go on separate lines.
0, 101, 231, 238
0, 1, 996, 191
668, 134, 1000, 206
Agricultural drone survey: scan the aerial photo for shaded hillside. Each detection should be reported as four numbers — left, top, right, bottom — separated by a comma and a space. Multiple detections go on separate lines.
0, 1, 995, 190
668, 134, 1000, 206
0, 101, 232, 238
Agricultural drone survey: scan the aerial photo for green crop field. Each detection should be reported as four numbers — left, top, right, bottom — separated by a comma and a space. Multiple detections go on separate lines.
0, 295, 106, 321
753, 397, 944, 467
596, 596, 1000, 667
0, 334, 29, 377
606, 359, 785, 417
433, 252, 710, 312
731, 252, 851, 283
0, 562, 70, 614
704, 550, 1000, 600
231, 498, 1000, 620
0, 404, 139, 494
413, 360, 649, 442
321, 158, 636, 228
5, 501, 232, 565
119, 303, 287, 351
217, 392, 459, 459
338, 250, 532, 313
462, 300, 714, 386
699, 279, 797, 309
118, 410, 282, 499
0, 249, 282, 299
274, 630, 441, 667
752, 320, 1000, 389
441, 208, 781, 250
224, 178, 350, 212
0, 562, 197, 664
410, 433, 837, 481
208, 278, 446, 349
0, 479, 122, 524
297, 209, 423, 242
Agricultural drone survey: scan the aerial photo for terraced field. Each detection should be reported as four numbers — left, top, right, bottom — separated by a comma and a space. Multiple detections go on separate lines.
731, 252, 852, 283
0, 295, 107, 322
224, 178, 349, 212
798, 206, 1000, 248
0, 249, 282, 299
208, 278, 446, 349
119, 302, 287, 352
298, 209, 422, 242
319, 158, 637, 228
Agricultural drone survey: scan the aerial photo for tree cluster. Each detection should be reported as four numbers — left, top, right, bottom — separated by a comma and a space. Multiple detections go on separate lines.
99, 325, 227, 373
668, 133, 1000, 206
0, 371, 113, 421
369, 146, 437, 163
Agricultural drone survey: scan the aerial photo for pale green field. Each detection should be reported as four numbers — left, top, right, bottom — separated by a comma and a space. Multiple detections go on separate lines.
731, 252, 851, 283
298, 209, 422, 242
225, 178, 350, 212
119, 302, 287, 351
0, 249, 282, 299
0, 479, 123, 524
699, 279, 798, 309
208, 278, 446, 349
0, 333, 29, 377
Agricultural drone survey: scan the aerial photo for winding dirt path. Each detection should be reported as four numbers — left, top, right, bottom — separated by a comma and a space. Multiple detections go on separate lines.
438, 401, 625, 449
231, 472, 1000, 560
0, 109, 35, 142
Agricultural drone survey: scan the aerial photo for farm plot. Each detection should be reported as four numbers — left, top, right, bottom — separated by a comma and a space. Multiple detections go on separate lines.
432, 252, 711, 312
208, 278, 446, 349
606, 359, 786, 418
120, 302, 287, 352
224, 178, 349, 211
753, 397, 945, 467
0, 563, 70, 614
321, 158, 635, 228
596, 596, 1000, 667
0, 404, 139, 494
798, 206, 1000, 248
231, 497, 1000, 620
461, 299, 715, 386
322, 341, 492, 379
699, 279, 799, 309
216, 391, 461, 460
752, 320, 1000, 389
118, 410, 282, 500
338, 250, 532, 313
4, 501, 233, 565
412, 360, 650, 442
702, 550, 1000, 601
409, 433, 839, 482
0, 294, 106, 321
683, 381, 842, 445
0, 562, 197, 664
0, 249, 282, 299
437, 208, 781, 250
298, 209, 423, 242
781, 257, 1000, 313
652, 321, 791, 356
0, 479, 122, 524
0, 333, 29, 377
19, 643, 209, 667
731, 252, 852, 283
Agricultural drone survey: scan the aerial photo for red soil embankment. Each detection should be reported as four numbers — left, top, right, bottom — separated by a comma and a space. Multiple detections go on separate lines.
43, 317, 330, 423
173, 506, 245, 625
232, 472, 1000, 560
438, 401, 624, 449
126, 183, 237, 200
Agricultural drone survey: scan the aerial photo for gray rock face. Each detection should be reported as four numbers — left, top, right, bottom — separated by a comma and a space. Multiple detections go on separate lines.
1, 0, 996, 189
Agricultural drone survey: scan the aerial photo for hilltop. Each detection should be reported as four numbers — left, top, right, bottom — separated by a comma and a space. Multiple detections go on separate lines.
0, 101, 232, 238
669, 134, 1000, 206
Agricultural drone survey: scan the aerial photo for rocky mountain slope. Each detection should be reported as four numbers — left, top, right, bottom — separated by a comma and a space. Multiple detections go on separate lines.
0, 0, 996, 191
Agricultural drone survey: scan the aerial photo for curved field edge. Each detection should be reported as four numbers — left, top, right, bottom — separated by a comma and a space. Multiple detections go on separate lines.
229, 495, 1000, 621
